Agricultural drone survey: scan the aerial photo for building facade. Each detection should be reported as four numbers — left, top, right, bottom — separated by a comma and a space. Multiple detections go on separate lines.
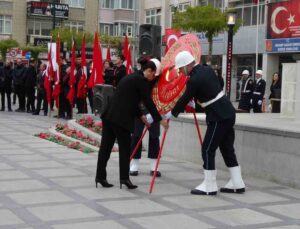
138, 0, 298, 101
0, 0, 99, 47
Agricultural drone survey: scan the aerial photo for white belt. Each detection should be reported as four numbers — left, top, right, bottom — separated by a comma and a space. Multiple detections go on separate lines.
197, 91, 224, 108
253, 92, 261, 95
242, 90, 251, 93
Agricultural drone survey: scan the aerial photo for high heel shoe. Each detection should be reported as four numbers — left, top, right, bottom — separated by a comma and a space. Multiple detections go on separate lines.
95, 179, 113, 188
120, 179, 138, 189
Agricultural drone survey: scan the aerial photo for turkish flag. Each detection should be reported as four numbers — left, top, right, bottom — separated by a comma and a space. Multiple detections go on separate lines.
106, 46, 111, 61
77, 35, 87, 99
67, 39, 76, 106
267, 0, 300, 39
165, 28, 181, 54
44, 44, 53, 106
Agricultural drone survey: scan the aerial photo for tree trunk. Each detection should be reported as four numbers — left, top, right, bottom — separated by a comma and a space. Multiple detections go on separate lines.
206, 37, 213, 66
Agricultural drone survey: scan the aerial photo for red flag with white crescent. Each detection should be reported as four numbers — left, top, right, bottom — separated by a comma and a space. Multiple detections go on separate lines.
44, 43, 53, 106
165, 28, 181, 54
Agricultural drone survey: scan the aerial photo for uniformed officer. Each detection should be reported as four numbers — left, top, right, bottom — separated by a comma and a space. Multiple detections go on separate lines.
166, 51, 245, 195
237, 70, 254, 113
251, 70, 266, 113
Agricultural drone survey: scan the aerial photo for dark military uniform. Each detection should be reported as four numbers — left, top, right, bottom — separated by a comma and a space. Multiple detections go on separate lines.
238, 77, 254, 112
0, 65, 13, 111
172, 64, 239, 170
251, 78, 266, 113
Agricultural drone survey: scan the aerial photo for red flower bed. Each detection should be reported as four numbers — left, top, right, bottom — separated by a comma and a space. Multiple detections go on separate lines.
76, 116, 102, 134
35, 132, 94, 154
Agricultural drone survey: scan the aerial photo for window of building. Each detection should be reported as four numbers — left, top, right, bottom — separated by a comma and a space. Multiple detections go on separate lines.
235, 3, 264, 26
145, 8, 161, 25
100, 23, 113, 36
62, 0, 85, 8
27, 20, 52, 36
120, 0, 134, 9
0, 15, 12, 34
199, 0, 222, 8
113, 22, 134, 36
101, 0, 114, 9
64, 21, 84, 32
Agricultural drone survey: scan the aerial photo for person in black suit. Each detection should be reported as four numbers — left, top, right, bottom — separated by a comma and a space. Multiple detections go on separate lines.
0, 61, 13, 111
251, 70, 266, 113
113, 55, 126, 87
269, 72, 281, 113
95, 59, 169, 189
25, 59, 37, 113
166, 51, 245, 195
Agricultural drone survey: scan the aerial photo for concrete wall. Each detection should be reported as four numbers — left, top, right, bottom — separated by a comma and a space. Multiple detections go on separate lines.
158, 115, 300, 188
12, 0, 26, 45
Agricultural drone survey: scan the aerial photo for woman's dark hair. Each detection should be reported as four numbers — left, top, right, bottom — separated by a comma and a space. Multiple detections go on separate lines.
272, 72, 280, 82
119, 54, 125, 62
138, 57, 156, 71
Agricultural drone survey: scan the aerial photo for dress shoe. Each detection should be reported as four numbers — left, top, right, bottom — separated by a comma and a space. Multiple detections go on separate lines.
32, 112, 39, 115
8, 109, 12, 112
129, 171, 139, 176
190, 189, 217, 195
95, 179, 113, 188
150, 171, 161, 177
120, 179, 138, 189
0, 108, 4, 111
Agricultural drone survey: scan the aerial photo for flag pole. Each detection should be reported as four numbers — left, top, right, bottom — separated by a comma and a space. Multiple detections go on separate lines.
193, 111, 203, 145
130, 127, 149, 161
255, 0, 260, 72
149, 120, 169, 193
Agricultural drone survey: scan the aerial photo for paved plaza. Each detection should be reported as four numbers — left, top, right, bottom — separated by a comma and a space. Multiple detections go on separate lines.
0, 111, 300, 229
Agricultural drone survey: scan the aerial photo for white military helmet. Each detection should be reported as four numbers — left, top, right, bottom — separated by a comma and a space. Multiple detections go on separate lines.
150, 58, 161, 76
242, 70, 249, 75
256, 70, 263, 75
175, 51, 195, 69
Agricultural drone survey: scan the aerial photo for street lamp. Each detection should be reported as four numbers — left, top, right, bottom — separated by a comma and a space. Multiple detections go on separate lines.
225, 12, 236, 99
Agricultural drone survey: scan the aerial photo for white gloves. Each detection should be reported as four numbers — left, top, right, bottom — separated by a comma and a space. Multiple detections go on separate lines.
250, 99, 253, 105
145, 113, 154, 125
258, 100, 262, 105
187, 99, 195, 109
163, 111, 172, 120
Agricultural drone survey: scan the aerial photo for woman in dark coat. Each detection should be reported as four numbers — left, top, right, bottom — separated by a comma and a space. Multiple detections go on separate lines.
95, 60, 169, 189
269, 72, 281, 113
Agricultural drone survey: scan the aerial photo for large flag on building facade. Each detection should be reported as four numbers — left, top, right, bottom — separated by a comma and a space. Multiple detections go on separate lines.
164, 28, 181, 54
87, 32, 104, 88
267, 0, 300, 39
77, 35, 87, 99
67, 39, 76, 106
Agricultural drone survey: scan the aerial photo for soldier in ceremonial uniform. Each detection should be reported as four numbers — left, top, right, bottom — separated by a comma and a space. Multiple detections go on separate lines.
166, 51, 245, 195
251, 70, 266, 113
237, 70, 254, 113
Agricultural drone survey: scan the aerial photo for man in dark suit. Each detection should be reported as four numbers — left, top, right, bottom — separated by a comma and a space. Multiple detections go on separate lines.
95, 60, 169, 189
25, 59, 37, 113
113, 55, 126, 87
251, 70, 266, 113
0, 61, 13, 111
166, 51, 245, 196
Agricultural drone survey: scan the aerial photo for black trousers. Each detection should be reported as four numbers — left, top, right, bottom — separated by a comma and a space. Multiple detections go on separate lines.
96, 120, 131, 180
77, 98, 87, 114
26, 87, 35, 112
15, 85, 25, 110
87, 89, 93, 113
0, 88, 11, 110
202, 117, 239, 170
130, 118, 160, 159
252, 95, 262, 113
35, 90, 48, 115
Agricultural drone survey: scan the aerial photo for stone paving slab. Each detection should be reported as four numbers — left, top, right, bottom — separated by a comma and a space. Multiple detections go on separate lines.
0, 111, 300, 228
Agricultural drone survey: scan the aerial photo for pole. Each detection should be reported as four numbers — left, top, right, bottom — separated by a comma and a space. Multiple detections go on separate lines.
193, 112, 203, 145
130, 127, 149, 161
225, 24, 234, 99
52, 1, 56, 30
255, 0, 260, 73
149, 121, 169, 193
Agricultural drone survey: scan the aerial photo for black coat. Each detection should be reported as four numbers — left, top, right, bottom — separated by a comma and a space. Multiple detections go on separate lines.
104, 68, 114, 85
172, 64, 235, 121
102, 71, 162, 132
238, 77, 254, 111
25, 65, 37, 88
13, 65, 26, 86
269, 81, 281, 99
0, 66, 13, 90
113, 64, 126, 86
